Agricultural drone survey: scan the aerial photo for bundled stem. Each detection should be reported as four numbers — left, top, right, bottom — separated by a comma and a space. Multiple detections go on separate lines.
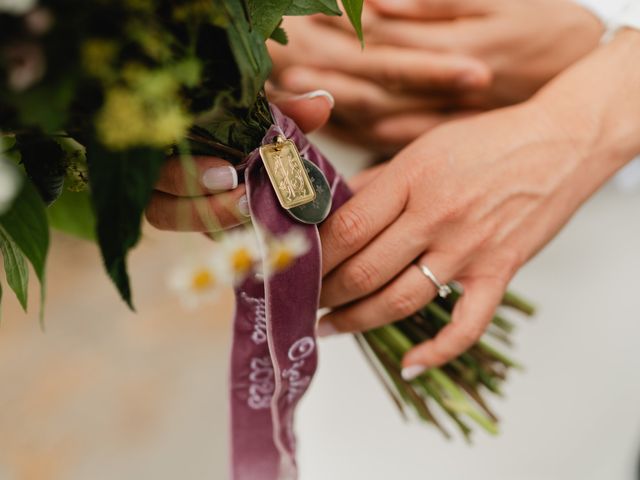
356, 289, 535, 440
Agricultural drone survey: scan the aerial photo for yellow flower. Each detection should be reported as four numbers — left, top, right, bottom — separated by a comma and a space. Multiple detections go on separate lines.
95, 88, 147, 150
146, 104, 192, 147
95, 85, 191, 151
267, 229, 311, 275
219, 228, 260, 284
82, 39, 118, 79
190, 268, 215, 291
168, 257, 231, 310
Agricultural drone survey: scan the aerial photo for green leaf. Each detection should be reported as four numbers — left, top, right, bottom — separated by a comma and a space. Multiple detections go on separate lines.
0, 179, 49, 321
86, 143, 165, 308
0, 226, 29, 311
48, 188, 97, 242
341, 0, 364, 46
16, 133, 67, 206
286, 0, 341, 16
247, 0, 294, 39
270, 25, 289, 45
224, 0, 273, 107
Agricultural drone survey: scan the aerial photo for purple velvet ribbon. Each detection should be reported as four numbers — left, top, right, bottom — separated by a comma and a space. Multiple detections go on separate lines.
229, 105, 352, 479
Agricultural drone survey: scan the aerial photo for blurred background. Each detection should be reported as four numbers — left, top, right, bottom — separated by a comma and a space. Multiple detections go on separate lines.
1, 136, 640, 480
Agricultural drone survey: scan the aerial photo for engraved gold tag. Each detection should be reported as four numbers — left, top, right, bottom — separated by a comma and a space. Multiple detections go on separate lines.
259, 136, 316, 210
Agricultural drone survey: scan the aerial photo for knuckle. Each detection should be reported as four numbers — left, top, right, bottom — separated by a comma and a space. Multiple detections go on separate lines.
429, 197, 468, 228
343, 260, 379, 295
455, 322, 485, 347
387, 289, 421, 318
427, 341, 454, 366
160, 162, 184, 195
380, 64, 401, 86
464, 219, 499, 254
330, 207, 370, 251
492, 249, 523, 283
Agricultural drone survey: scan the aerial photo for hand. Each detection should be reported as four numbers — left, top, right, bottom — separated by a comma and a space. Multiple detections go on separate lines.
269, 13, 491, 151
321, 0, 604, 107
317, 29, 640, 376
145, 92, 334, 232
273, 0, 603, 149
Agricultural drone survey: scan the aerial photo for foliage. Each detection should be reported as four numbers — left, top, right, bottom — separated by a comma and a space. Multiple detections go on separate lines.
0, 0, 363, 312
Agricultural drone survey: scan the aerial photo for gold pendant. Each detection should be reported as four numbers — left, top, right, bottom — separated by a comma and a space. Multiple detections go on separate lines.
259, 136, 316, 210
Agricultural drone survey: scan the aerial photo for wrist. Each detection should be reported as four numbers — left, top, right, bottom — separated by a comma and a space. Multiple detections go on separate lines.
532, 28, 640, 174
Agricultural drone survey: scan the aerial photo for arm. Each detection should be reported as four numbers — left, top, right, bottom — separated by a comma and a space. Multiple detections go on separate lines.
273, 0, 604, 150
317, 28, 640, 376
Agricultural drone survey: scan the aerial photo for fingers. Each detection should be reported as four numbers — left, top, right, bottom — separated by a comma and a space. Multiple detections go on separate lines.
318, 251, 460, 335
347, 163, 387, 193
317, 10, 488, 57
279, 66, 448, 118
155, 156, 238, 197
319, 165, 409, 276
273, 91, 334, 132
365, 18, 490, 56
320, 214, 427, 308
401, 275, 505, 376
145, 186, 248, 232
274, 17, 489, 92
371, 111, 478, 145
343, 46, 490, 91
368, 0, 491, 20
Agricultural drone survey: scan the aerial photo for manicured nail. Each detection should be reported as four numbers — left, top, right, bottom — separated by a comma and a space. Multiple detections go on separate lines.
290, 89, 335, 108
401, 365, 427, 381
237, 195, 250, 217
201, 166, 238, 192
316, 321, 337, 338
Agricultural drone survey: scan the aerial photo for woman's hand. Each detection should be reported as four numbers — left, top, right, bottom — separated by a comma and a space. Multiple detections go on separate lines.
145, 92, 334, 232
269, 13, 491, 151
317, 29, 640, 378
273, 0, 604, 149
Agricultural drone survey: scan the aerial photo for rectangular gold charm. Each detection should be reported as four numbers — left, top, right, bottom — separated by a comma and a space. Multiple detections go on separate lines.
259, 137, 316, 210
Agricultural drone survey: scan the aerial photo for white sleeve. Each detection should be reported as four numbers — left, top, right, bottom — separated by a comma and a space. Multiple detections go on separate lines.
574, 0, 628, 27
615, 1, 640, 30
573, 0, 640, 36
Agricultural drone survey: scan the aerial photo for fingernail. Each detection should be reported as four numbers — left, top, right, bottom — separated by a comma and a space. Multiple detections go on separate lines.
290, 89, 335, 109
316, 321, 338, 338
237, 195, 250, 217
401, 365, 427, 381
202, 166, 238, 192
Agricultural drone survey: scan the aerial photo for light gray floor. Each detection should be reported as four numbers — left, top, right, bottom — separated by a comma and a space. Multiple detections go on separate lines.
298, 140, 640, 479
0, 138, 639, 480
298, 172, 640, 480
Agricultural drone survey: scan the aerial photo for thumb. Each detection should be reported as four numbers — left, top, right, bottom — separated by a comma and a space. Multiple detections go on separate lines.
369, 0, 489, 20
272, 90, 335, 133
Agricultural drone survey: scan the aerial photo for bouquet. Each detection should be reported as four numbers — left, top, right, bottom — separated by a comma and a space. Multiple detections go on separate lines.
0, 1, 535, 478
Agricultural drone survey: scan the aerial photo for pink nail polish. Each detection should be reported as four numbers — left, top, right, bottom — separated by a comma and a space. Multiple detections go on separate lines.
316, 321, 338, 338
401, 365, 427, 381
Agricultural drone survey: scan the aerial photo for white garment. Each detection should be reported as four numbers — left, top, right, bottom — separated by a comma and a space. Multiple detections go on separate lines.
577, 0, 640, 36
575, 0, 640, 192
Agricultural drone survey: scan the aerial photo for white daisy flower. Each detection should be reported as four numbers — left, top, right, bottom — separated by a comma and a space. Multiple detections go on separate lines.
266, 228, 311, 275
168, 256, 231, 310
0, 156, 21, 215
0, 0, 36, 15
218, 227, 260, 284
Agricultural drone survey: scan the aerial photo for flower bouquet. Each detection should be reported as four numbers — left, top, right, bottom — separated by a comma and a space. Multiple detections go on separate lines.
0, 0, 534, 478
